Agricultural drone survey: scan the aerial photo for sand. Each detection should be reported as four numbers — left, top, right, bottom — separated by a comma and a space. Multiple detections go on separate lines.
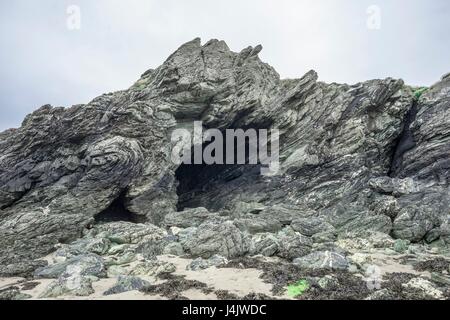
0, 255, 284, 300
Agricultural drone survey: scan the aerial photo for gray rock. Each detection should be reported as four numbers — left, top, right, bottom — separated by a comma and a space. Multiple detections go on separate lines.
369, 177, 418, 196
337, 231, 394, 250
311, 230, 338, 243
0, 287, 32, 300
291, 217, 335, 237
35, 254, 106, 279
0, 38, 449, 273
250, 233, 280, 257
258, 205, 305, 225
54, 238, 111, 259
104, 251, 137, 266
40, 273, 95, 298
440, 221, 450, 245
91, 222, 167, 245
425, 228, 441, 243
369, 195, 400, 219
393, 239, 410, 253
402, 278, 444, 299
365, 289, 394, 300
163, 242, 185, 256
0, 260, 48, 278
164, 207, 219, 228
129, 260, 176, 276
293, 251, 349, 271
234, 217, 282, 234
277, 228, 313, 260
187, 255, 228, 271
177, 227, 198, 247
182, 220, 250, 259
393, 210, 434, 242
229, 201, 266, 216
317, 275, 339, 289
104, 276, 150, 296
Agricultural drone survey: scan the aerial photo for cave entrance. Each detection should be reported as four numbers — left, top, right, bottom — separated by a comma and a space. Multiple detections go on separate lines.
175, 132, 264, 212
95, 190, 144, 224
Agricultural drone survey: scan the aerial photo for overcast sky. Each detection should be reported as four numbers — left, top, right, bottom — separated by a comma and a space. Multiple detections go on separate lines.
0, 0, 449, 131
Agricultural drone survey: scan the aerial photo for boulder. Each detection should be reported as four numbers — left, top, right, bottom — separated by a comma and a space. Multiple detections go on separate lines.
293, 251, 349, 271
104, 276, 150, 296
250, 233, 280, 257
277, 228, 313, 260
34, 254, 106, 279
182, 220, 251, 259
186, 255, 228, 271
129, 260, 176, 277
40, 273, 95, 298
291, 217, 335, 237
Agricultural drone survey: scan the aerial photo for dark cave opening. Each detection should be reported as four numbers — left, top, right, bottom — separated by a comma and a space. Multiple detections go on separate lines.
94, 190, 144, 224
389, 99, 419, 177
175, 133, 264, 212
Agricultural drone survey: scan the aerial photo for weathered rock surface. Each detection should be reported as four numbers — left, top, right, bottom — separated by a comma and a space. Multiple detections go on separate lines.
0, 38, 449, 278
181, 220, 251, 259
34, 254, 106, 279
103, 276, 150, 296
293, 251, 349, 271
40, 272, 95, 298
163, 207, 219, 228
0, 287, 31, 300
186, 255, 228, 271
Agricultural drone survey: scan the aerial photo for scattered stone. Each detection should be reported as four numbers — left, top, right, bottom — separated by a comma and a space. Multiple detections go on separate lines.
187, 255, 229, 271
130, 260, 176, 277
393, 239, 410, 253
0, 287, 32, 300
55, 238, 111, 259
312, 231, 338, 243
403, 278, 443, 300
291, 217, 335, 237
277, 228, 313, 260
317, 275, 339, 290
163, 242, 185, 256
182, 220, 250, 259
35, 254, 106, 279
104, 276, 150, 296
0, 260, 48, 278
107, 265, 129, 277
40, 273, 94, 298
293, 251, 349, 271
250, 233, 280, 257
365, 289, 393, 300
141, 274, 210, 300
337, 232, 394, 251
104, 251, 136, 266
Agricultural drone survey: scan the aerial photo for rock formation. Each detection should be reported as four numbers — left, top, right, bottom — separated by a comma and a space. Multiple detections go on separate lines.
0, 38, 449, 287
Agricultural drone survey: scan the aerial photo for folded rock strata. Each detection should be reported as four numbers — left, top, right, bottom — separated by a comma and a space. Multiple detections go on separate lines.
0, 38, 449, 275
